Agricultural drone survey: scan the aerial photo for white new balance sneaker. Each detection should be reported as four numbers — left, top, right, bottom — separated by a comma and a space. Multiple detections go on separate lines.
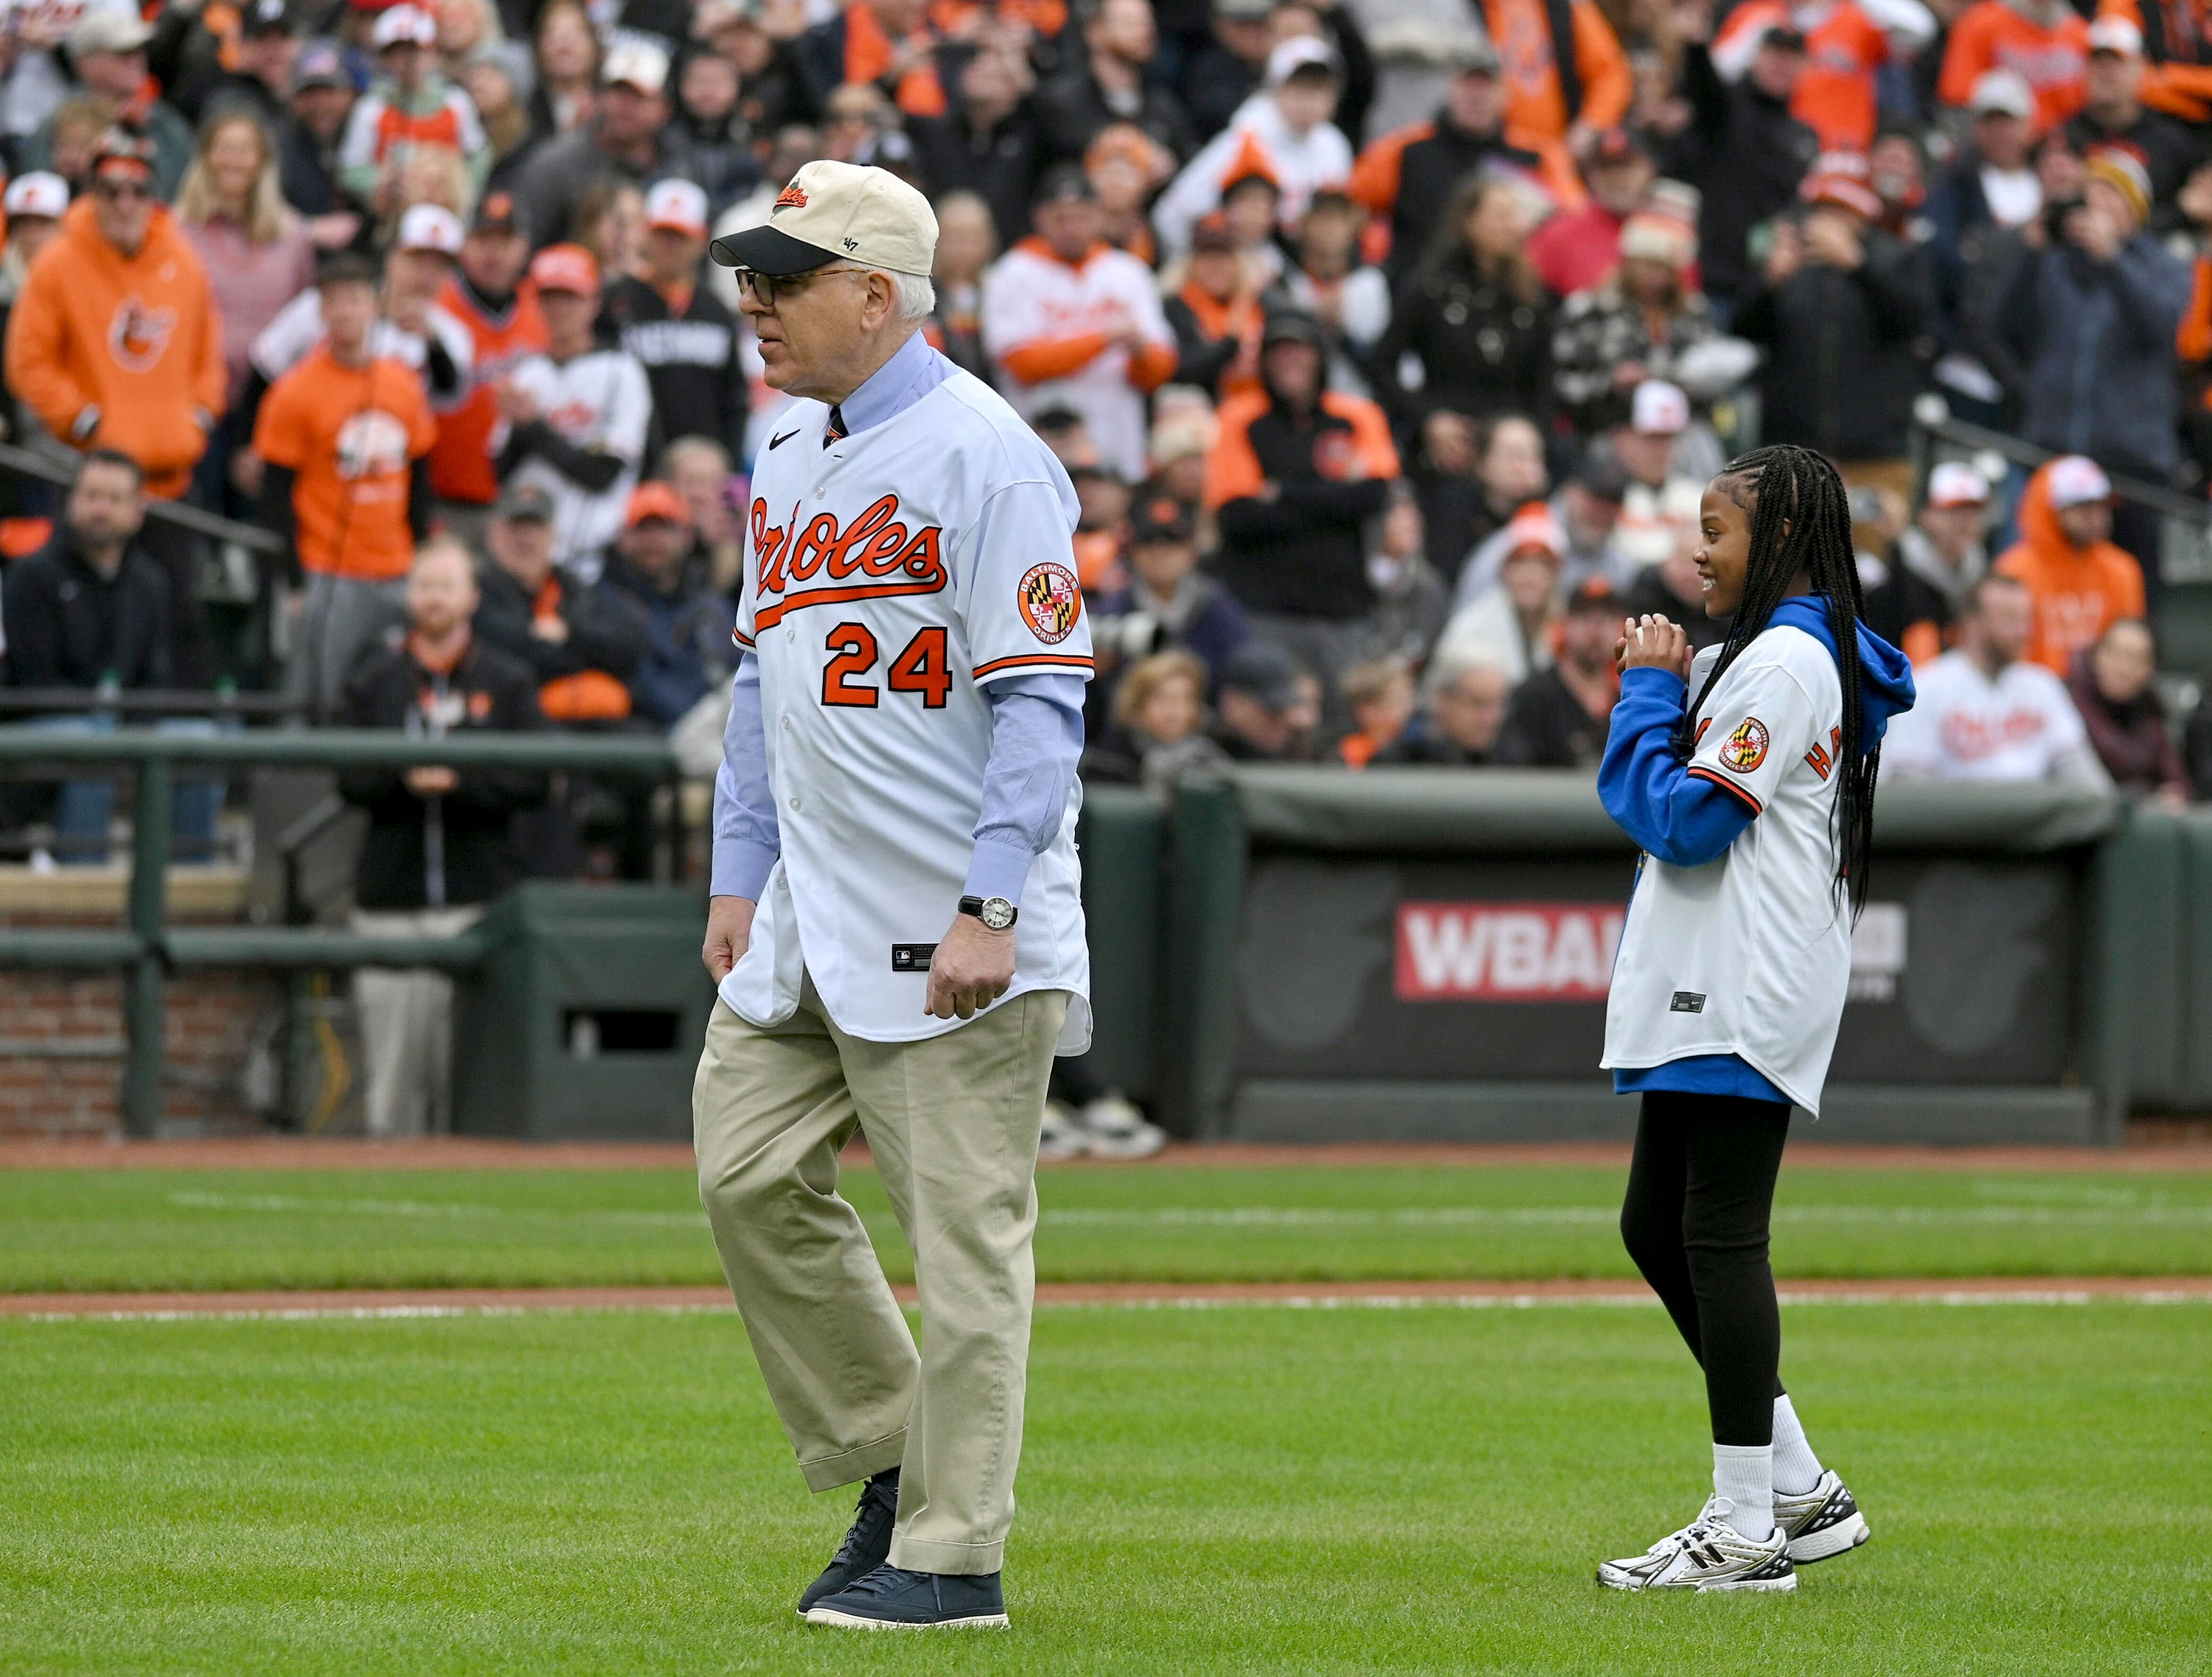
1774, 1471, 1870, 1564
1076, 1094, 1167, 1159
1597, 1501, 1798, 1593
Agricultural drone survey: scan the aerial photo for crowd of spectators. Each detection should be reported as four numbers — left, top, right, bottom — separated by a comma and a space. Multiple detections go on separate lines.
10, 0, 2212, 874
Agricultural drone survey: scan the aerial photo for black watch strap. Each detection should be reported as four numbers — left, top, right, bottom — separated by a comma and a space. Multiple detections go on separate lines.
959, 895, 1018, 928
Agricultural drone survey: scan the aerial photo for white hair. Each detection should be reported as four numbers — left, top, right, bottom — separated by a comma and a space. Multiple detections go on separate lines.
890, 268, 936, 322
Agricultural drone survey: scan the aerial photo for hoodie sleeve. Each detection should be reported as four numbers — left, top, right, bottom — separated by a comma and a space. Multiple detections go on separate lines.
3, 254, 95, 442
191, 271, 226, 420
1599, 667, 1759, 867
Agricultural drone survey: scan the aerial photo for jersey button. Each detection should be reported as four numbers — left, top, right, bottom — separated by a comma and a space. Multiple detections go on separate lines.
787, 796, 801, 812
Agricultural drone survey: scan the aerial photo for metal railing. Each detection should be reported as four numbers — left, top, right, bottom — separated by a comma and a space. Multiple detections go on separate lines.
0, 728, 681, 1135
0, 440, 286, 554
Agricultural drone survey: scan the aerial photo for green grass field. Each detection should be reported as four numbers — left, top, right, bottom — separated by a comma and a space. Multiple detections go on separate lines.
4, 1162, 2212, 1293
4, 1300, 2208, 1674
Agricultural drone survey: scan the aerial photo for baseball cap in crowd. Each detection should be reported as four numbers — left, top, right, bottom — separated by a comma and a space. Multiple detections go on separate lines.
2087, 142, 2152, 226
625, 482, 692, 528
1261, 310, 1328, 352
1191, 210, 1238, 251
1631, 379, 1691, 437
372, 4, 436, 48
1587, 128, 1650, 170
470, 189, 527, 239
1573, 450, 1630, 504
89, 126, 159, 184
1969, 69, 2034, 121
645, 178, 709, 237
529, 242, 601, 295
1033, 162, 1095, 206
396, 202, 464, 256
602, 38, 669, 95
1618, 199, 1697, 266
1760, 21, 1807, 52
314, 249, 379, 288
709, 158, 937, 277
1220, 642, 1307, 714
1801, 151, 1882, 218
1566, 576, 1619, 614
496, 482, 555, 522
71, 9, 153, 54
293, 40, 349, 91
1501, 505, 1566, 563
1130, 495, 1196, 546
1213, 0, 1273, 20
2046, 455, 2112, 510
1926, 461, 1992, 508
2087, 15, 2143, 56
2, 172, 69, 221
1265, 36, 1341, 87
242, 0, 300, 37
1445, 36, 1504, 76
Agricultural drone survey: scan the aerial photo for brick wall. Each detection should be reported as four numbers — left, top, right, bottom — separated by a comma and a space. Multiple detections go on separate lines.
0, 968, 282, 1139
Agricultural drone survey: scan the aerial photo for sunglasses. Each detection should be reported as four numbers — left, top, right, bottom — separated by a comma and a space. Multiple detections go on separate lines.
734, 266, 866, 307
94, 176, 153, 201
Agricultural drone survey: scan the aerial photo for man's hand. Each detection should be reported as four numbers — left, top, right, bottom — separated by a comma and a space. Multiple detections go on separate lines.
1802, 210, 1864, 271
406, 765, 459, 796
2068, 201, 2121, 263
925, 912, 1015, 1020
1764, 220, 1804, 285
1618, 614, 1691, 678
529, 615, 571, 645
495, 381, 540, 426
703, 895, 756, 982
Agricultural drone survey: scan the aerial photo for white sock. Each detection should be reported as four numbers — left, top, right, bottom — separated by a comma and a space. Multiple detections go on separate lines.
1712, 1443, 1775, 1541
1771, 1395, 1825, 1496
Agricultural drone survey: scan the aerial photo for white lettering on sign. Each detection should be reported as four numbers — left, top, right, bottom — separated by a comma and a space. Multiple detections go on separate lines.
1394, 903, 1626, 1001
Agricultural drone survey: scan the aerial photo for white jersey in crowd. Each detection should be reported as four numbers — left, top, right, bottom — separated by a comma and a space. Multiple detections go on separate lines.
722, 367, 1093, 1052
1604, 627, 1854, 1114
981, 238, 1175, 482
1879, 649, 2107, 785
501, 345, 653, 579
1152, 95, 1353, 254
250, 288, 475, 412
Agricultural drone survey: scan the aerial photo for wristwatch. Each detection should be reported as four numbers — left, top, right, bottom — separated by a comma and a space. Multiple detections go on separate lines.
959, 895, 1018, 931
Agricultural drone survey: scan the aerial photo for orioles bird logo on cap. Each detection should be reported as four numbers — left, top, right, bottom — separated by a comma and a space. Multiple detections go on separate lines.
775, 183, 808, 210
1017, 562, 1081, 645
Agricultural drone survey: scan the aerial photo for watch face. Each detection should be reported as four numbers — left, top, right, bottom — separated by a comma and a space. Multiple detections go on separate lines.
980, 897, 1016, 931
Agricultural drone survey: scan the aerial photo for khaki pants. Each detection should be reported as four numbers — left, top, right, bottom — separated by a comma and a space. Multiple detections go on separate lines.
692, 982, 1068, 1575
351, 906, 484, 1137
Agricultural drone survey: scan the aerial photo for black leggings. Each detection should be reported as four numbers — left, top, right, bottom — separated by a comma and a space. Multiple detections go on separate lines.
1618, 1091, 1792, 1446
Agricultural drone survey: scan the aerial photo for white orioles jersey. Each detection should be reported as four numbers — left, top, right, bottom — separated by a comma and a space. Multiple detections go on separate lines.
1602, 627, 1851, 1114
720, 367, 1095, 1051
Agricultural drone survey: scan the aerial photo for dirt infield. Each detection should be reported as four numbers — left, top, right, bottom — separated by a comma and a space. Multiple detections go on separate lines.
3, 1135, 2211, 1172
7, 1276, 2211, 1319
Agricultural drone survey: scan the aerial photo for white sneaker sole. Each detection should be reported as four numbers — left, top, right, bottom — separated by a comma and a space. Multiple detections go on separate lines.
1787, 1510, 1870, 1563
803, 1607, 1009, 1630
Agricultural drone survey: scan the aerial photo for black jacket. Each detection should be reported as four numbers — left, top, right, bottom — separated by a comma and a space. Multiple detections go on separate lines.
908, 101, 1046, 247
1379, 247, 1554, 428
2, 532, 172, 691
1035, 64, 1199, 166
338, 634, 547, 911
1495, 665, 1610, 767
1388, 115, 1554, 280
1666, 42, 1821, 307
1212, 392, 1393, 619
1734, 230, 1932, 462
600, 272, 747, 464
472, 560, 647, 692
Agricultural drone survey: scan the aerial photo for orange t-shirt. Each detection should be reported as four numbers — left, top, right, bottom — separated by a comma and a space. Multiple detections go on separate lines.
252, 347, 436, 583
1938, 1, 2090, 132
1481, 0, 1632, 142
432, 276, 549, 505
1994, 539, 2146, 675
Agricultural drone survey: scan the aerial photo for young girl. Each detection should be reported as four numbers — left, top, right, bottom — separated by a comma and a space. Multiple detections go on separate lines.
1594, 445, 1916, 1592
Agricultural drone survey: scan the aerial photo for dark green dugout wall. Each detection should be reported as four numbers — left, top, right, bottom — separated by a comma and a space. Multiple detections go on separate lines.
1086, 768, 2212, 1147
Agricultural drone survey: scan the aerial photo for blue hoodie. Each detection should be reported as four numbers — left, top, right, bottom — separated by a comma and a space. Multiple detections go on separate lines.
1599, 595, 1916, 1103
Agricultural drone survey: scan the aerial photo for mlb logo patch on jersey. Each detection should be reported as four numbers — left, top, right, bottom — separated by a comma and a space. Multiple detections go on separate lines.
1719, 718, 1770, 773
1018, 562, 1082, 645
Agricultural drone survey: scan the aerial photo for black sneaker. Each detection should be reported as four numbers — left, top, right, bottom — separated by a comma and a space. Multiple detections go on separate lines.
794, 1468, 900, 1616
803, 1564, 1009, 1629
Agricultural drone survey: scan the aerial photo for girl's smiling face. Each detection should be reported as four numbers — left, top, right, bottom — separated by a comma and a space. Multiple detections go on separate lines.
1695, 483, 1753, 617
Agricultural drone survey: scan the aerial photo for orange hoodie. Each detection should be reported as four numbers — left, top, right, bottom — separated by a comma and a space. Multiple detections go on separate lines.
3, 200, 226, 499
1992, 461, 2146, 676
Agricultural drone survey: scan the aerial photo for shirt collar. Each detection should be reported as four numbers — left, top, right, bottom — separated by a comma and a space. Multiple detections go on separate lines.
835, 327, 950, 437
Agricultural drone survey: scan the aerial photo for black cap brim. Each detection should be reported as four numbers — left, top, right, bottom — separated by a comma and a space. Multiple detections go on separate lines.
707, 221, 841, 274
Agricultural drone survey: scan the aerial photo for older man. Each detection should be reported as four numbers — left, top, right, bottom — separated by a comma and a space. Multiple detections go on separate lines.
698, 159, 1092, 1631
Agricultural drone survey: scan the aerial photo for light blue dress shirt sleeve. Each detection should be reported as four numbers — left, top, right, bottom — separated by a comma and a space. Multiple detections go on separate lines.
966, 671, 1087, 906
709, 653, 781, 900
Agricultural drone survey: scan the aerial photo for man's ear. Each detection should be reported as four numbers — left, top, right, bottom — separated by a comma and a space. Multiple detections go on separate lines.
863, 271, 897, 330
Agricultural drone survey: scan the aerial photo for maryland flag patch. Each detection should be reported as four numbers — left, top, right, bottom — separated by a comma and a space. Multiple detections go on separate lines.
1719, 717, 1770, 774
1018, 561, 1082, 645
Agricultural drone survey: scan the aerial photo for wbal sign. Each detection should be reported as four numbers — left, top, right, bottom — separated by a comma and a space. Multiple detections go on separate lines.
1394, 903, 1626, 1001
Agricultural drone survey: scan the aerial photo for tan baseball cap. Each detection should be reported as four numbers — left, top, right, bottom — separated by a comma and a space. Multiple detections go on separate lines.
709, 159, 937, 277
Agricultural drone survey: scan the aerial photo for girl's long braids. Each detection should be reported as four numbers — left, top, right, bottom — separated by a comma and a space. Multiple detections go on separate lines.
1674, 445, 1879, 912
